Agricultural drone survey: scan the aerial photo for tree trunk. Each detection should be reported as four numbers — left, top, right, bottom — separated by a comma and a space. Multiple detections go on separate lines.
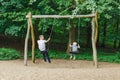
29, 12, 35, 63
66, 20, 76, 53
86, 22, 91, 47
24, 19, 30, 66
91, 17, 98, 68
101, 22, 107, 47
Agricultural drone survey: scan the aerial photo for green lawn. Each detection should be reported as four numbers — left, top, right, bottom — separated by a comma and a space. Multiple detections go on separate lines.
29, 48, 120, 63
0, 48, 120, 63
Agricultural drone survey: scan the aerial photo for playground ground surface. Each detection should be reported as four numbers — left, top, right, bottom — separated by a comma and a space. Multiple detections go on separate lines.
0, 59, 120, 80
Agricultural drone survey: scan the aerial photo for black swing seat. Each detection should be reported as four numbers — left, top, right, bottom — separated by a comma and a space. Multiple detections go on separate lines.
69, 51, 79, 55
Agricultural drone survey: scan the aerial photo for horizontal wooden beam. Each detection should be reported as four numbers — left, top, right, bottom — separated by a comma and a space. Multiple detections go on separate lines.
26, 14, 95, 19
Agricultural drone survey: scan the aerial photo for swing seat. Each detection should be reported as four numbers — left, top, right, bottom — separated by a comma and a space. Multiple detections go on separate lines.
69, 51, 79, 55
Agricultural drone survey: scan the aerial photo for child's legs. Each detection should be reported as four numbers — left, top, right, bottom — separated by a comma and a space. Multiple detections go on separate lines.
73, 54, 76, 60
44, 51, 51, 63
70, 52, 73, 58
70, 54, 72, 58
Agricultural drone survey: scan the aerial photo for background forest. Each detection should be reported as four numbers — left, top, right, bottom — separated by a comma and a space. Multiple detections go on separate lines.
0, 0, 120, 62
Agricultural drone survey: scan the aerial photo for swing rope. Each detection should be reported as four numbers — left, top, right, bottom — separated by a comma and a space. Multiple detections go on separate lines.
42, 18, 55, 38
68, 18, 80, 44
49, 18, 55, 38
47, 18, 56, 51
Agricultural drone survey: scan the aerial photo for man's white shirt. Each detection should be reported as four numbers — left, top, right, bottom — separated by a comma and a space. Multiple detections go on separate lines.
37, 40, 47, 51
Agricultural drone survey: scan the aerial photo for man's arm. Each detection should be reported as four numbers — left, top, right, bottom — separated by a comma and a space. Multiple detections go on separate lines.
46, 37, 50, 43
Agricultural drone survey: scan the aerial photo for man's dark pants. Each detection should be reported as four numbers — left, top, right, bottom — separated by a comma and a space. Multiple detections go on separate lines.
41, 50, 51, 63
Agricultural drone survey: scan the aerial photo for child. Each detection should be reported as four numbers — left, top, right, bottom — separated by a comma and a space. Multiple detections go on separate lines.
69, 42, 80, 60
37, 35, 51, 63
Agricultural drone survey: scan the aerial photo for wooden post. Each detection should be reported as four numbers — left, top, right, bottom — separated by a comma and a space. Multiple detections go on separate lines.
24, 13, 98, 66
95, 11, 99, 44
29, 12, 36, 63
26, 14, 95, 19
24, 18, 31, 66
91, 16, 98, 68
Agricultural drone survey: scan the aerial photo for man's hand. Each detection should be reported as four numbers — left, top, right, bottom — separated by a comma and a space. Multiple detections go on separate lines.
46, 37, 51, 42
48, 37, 51, 41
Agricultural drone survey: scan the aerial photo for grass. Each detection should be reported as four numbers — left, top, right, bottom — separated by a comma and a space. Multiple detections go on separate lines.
0, 47, 120, 64
28, 48, 120, 63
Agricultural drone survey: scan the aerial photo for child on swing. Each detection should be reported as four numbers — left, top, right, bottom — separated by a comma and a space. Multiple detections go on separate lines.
37, 35, 51, 63
69, 42, 80, 60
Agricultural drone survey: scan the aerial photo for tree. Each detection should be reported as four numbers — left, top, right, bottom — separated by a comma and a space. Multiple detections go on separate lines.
0, 0, 120, 50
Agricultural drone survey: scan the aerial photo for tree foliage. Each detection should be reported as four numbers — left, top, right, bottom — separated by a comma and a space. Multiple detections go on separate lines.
0, 0, 120, 48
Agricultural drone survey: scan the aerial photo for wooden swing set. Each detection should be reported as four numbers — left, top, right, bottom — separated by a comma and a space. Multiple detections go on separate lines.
24, 11, 99, 68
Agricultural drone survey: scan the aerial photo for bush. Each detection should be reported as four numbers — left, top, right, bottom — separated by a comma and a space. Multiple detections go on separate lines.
28, 48, 120, 63
0, 48, 20, 60
114, 51, 120, 63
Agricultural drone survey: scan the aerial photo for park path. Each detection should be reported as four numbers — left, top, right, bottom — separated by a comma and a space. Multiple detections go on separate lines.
0, 59, 120, 80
